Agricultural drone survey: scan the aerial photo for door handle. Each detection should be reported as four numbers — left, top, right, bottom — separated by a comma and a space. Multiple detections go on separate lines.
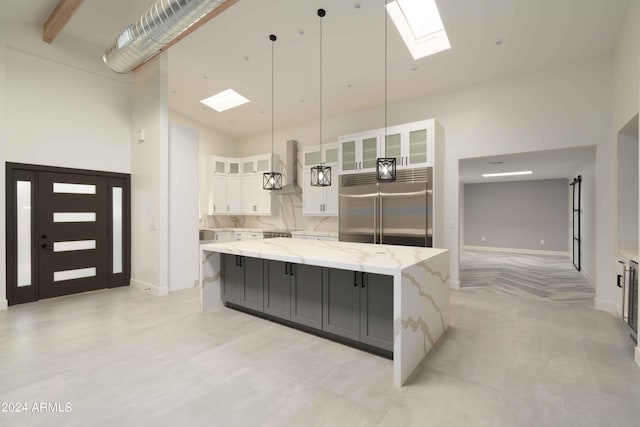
354, 271, 358, 287
40, 243, 48, 249
41, 234, 47, 239
290, 264, 295, 276
379, 197, 383, 244
373, 197, 377, 244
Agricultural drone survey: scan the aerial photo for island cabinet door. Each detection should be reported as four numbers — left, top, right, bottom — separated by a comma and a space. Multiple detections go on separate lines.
241, 257, 264, 312
222, 254, 243, 304
264, 260, 292, 320
291, 264, 323, 329
360, 273, 394, 351
322, 268, 360, 341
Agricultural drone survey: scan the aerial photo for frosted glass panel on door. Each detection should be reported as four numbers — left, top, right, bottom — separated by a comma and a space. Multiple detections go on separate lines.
17, 181, 32, 287
53, 267, 97, 282
305, 151, 321, 166
256, 159, 270, 172
342, 140, 356, 171
243, 161, 254, 174
53, 240, 96, 252
409, 129, 428, 164
362, 137, 378, 169
229, 162, 239, 174
113, 187, 123, 274
53, 212, 96, 222
214, 161, 226, 174
325, 148, 338, 164
53, 183, 96, 194
385, 134, 401, 162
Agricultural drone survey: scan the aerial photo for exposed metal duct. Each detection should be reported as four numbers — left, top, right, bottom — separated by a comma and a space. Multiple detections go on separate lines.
103, 0, 231, 74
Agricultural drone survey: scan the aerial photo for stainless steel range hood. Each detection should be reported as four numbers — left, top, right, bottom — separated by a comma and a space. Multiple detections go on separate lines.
277, 140, 302, 195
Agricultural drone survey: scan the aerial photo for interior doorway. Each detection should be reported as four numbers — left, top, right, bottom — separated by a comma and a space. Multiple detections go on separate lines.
6, 163, 130, 305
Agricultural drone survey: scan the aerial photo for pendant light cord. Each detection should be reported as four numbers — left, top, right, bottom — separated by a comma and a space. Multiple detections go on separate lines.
271, 35, 275, 167
319, 10, 323, 163
384, 0, 387, 140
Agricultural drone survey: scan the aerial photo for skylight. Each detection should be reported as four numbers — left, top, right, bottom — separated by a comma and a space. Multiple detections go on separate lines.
386, 0, 451, 60
200, 89, 250, 112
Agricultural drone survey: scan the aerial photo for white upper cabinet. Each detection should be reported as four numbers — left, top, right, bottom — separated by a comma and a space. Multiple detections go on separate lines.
338, 130, 382, 174
208, 154, 274, 216
381, 119, 434, 168
302, 143, 339, 216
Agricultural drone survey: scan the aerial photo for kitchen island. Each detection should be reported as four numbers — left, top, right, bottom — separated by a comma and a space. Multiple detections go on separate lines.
200, 238, 449, 386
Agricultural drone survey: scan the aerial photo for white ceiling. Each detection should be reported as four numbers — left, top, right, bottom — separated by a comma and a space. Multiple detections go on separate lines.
459, 146, 597, 184
0, 0, 630, 139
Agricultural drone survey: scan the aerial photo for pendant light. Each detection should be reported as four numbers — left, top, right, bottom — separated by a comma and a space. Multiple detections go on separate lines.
377, 0, 396, 182
263, 34, 283, 190
311, 8, 331, 187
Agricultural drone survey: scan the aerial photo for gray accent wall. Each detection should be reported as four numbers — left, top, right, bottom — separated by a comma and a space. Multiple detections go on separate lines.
464, 179, 569, 251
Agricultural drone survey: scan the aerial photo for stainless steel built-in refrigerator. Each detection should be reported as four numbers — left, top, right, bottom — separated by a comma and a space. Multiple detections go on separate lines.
339, 167, 433, 247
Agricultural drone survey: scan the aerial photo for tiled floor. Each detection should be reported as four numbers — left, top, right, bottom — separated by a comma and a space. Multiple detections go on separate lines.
0, 285, 638, 426
460, 250, 596, 306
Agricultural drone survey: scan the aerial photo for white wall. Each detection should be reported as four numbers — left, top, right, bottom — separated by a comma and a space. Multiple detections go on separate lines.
169, 109, 239, 223
0, 24, 132, 309
130, 54, 169, 296
239, 56, 613, 293
168, 124, 199, 292
464, 179, 570, 252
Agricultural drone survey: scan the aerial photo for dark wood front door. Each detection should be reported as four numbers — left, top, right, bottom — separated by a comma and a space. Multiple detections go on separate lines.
6, 163, 130, 305
37, 172, 109, 299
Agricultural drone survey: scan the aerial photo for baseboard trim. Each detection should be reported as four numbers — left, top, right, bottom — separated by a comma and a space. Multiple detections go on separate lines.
463, 245, 569, 257
449, 280, 460, 290
131, 279, 169, 297
594, 298, 616, 315
635, 347, 640, 368
0, 299, 7, 311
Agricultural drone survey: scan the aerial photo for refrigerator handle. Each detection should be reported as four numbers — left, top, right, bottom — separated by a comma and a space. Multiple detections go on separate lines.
379, 197, 383, 244
373, 197, 377, 244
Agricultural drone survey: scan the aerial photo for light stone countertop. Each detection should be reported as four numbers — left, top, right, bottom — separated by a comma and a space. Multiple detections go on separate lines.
200, 238, 446, 275
619, 248, 639, 263
202, 227, 270, 233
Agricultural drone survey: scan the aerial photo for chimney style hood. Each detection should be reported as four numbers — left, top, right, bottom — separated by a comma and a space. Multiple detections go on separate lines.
277, 140, 302, 195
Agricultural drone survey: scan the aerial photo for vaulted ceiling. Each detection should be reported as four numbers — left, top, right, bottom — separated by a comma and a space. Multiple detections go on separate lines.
0, 0, 630, 139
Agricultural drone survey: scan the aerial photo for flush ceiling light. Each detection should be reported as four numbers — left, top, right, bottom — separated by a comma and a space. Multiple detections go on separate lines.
200, 89, 250, 112
482, 171, 533, 178
386, 0, 451, 60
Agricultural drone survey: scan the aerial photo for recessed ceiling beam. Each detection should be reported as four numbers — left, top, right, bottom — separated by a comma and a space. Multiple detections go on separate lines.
133, 0, 239, 72
43, 0, 84, 44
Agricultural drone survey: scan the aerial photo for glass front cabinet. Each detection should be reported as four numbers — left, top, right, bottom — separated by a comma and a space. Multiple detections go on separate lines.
381, 119, 434, 169
338, 131, 382, 174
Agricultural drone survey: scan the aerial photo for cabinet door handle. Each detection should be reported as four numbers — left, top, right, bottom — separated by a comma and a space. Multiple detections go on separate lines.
290, 264, 295, 276
213, 205, 216, 212
354, 271, 358, 287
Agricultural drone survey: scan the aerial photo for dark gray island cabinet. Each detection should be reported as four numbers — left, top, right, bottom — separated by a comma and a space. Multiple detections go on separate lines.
220, 254, 393, 352
201, 238, 449, 386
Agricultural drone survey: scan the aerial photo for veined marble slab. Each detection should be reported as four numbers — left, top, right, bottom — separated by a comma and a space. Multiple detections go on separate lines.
200, 238, 449, 386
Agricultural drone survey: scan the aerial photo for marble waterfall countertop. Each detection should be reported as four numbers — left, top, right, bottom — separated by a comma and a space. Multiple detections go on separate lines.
200, 238, 449, 386
200, 238, 444, 275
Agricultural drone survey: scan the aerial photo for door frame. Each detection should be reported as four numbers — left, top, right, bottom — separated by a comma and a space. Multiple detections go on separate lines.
6, 162, 131, 305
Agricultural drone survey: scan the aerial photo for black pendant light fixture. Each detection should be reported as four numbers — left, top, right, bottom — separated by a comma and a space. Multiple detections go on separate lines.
311, 8, 331, 187
377, 1, 396, 182
264, 34, 283, 191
